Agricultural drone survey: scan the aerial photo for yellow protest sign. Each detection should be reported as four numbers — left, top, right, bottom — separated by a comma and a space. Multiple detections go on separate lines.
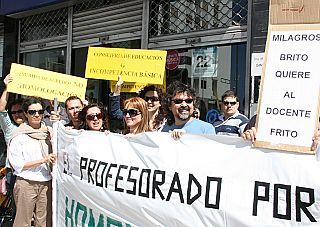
85, 47, 167, 85
109, 75, 166, 93
8, 63, 87, 102
110, 81, 146, 93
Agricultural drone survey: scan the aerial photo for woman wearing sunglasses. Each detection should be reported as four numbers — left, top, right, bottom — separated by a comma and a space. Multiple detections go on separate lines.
0, 74, 26, 144
8, 97, 56, 227
110, 76, 165, 131
123, 97, 150, 134
78, 103, 109, 131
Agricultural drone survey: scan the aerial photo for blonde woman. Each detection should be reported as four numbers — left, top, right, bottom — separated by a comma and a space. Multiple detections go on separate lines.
110, 76, 165, 131
123, 97, 151, 135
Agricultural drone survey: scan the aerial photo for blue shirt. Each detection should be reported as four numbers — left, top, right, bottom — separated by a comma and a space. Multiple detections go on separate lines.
162, 118, 216, 134
109, 95, 124, 120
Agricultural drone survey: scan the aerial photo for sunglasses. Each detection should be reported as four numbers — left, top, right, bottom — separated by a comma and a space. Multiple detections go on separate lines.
145, 96, 159, 102
27, 109, 45, 115
123, 108, 141, 117
172, 99, 193, 104
223, 101, 237, 106
86, 113, 103, 121
10, 109, 23, 115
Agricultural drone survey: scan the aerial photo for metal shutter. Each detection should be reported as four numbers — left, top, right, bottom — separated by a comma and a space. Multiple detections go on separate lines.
72, 0, 143, 48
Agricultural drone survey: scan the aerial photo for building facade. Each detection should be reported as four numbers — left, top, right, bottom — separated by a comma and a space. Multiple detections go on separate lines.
0, 0, 263, 118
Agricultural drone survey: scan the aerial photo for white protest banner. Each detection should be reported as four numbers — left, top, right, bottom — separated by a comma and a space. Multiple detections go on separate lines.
255, 27, 320, 153
53, 122, 320, 226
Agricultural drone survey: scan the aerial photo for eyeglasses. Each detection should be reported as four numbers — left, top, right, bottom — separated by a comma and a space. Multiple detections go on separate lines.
171, 99, 193, 104
223, 101, 237, 106
10, 109, 23, 115
144, 96, 159, 102
123, 108, 141, 117
86, 113, 103, 121
27, 109, 45, 116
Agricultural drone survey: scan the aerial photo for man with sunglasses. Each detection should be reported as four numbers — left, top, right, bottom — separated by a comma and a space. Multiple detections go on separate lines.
213, 90, 249, 136
162, 81, 215, 136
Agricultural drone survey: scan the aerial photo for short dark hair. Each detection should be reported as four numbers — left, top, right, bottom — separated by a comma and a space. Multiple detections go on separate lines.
221, 90, 239, 102
163, 81, 196, 125
65, 96, 83, 108
22, 97, 44, 113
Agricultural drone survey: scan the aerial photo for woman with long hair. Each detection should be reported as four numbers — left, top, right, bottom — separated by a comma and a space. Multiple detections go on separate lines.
78, 103, 109, 131
110, 76, 165, 131
123, 97, 150, 134
139, 85, 165, 130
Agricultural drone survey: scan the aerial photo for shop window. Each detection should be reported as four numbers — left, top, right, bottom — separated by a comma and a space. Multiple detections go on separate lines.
171, 5, 179, 18
165, 43, 247, 119
22, 48, 66, 73
149, 0, 248, 37
201, 79, 207, 89
20, 8, 68, 43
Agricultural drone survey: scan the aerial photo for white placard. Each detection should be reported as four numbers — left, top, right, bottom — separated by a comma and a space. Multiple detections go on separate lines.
256, 28, 320, 152
53, 122, 320, 226
251, 52, 264, 77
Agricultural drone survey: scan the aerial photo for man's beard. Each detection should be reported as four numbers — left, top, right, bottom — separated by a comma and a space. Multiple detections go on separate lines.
177, 107, 191, 121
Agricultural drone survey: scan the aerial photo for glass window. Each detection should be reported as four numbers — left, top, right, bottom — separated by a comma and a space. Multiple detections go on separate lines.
23, 48, 66, 73
165, 43, 246, 122
149, 0, 248, 37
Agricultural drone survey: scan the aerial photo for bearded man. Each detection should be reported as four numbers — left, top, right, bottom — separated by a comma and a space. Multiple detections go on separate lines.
162, 81, 215, 135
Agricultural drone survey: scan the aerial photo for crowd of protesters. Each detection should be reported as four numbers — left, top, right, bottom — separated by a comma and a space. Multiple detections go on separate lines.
0, 72, 319, 227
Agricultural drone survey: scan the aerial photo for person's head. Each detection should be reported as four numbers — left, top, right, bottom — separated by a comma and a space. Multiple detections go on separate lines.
22, 97, 45, 129
78, 103, 108, 131
123, 97, 150, 134
8, 98, 26, 126
139, 85, 163, 113
139, 85, 165, 128
65, 96, 83, 127
164, 81, 196, 125
192, 108, 200, 119
221, 90, 239, 119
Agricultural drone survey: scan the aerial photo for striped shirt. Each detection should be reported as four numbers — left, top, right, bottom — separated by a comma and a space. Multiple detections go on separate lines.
213, 111, 249, 136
